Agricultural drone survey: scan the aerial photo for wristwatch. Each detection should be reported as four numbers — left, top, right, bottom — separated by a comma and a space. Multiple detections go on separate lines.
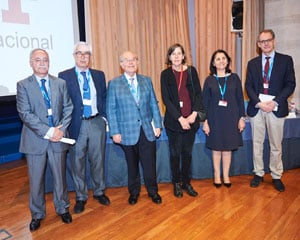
240, 117, 246, 121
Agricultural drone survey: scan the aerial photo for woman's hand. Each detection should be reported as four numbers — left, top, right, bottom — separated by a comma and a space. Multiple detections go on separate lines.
202, 120, 210, 136
238, 117, 246, 132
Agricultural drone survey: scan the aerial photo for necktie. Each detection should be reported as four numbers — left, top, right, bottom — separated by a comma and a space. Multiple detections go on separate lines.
80, 71, 92, 117
263, 57, 270, 94
40, 79, 54, 127
129, 78, 138, 104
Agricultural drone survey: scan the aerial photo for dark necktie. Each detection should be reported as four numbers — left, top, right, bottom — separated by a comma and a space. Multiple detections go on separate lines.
40, 79, 54, 127
263, 57, 270, 94
80, 71, 92, 117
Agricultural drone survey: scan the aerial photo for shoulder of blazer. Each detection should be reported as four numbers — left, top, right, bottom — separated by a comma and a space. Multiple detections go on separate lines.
90, 68, 105, 78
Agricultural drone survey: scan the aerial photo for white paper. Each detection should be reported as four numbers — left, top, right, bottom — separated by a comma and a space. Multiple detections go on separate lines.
44, 136, 76, 145
259, 93, 278, 111
259, 93, 275, 101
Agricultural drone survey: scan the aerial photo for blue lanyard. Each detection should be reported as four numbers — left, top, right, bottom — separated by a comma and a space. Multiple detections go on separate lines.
215, 75, 228, 100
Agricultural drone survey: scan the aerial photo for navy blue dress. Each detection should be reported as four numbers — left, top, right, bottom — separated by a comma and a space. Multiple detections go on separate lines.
203, 73, 245, 151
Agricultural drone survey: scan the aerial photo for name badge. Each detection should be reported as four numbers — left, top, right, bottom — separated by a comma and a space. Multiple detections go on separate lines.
263, 83, 269, 89
47, 108, 53, 116
83, 99, 92, 105
218, 100, 228, 107
179, 101, 183, 108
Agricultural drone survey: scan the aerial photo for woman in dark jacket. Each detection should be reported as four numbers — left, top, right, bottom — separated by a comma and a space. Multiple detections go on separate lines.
160, 43, 205, 198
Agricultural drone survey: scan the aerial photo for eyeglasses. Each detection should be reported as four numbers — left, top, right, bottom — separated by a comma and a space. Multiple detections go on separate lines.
75, 51, 91, 58
122, 58, 138, 63
258, 38, 274, 44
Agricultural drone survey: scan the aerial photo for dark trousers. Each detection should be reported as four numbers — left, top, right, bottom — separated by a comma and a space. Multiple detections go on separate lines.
122, 128, 158, 196
166, 128, 196, 186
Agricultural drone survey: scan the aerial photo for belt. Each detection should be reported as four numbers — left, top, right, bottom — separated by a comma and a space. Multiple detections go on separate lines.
82, 113, 99, 120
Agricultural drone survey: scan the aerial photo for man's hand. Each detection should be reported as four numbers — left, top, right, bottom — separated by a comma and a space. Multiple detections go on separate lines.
112, 134, 122, 144
50, 125, 63, 142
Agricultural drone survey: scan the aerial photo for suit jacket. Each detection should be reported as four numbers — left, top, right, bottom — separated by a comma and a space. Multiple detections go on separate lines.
58, 67, 107, 140
160, 66, 205, 132
106, 74, 162, 145
16, 74, 73, 154
245, 52, 296, 117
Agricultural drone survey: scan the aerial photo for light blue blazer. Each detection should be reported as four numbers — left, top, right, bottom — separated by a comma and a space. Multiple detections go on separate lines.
106, 74, 162, 145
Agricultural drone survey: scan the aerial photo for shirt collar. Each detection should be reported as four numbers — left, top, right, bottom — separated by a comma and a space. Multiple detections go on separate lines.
262, 51, 275, 61
35, 75, 49, 83
124, 73, 137, 81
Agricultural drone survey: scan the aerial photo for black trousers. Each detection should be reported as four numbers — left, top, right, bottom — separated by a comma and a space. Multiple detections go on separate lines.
122, 128, 158, 196
166, 128, 196, 185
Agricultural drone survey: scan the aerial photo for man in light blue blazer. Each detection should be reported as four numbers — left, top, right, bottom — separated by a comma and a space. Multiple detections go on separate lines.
107, 51, 163, 205
16, 49, 73, 231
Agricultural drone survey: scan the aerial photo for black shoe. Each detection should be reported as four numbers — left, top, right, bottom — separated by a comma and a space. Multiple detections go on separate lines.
182, 184, 198, 197
128, 194, 139, 205
61, 212, 72, 224
93, 194, 110, 206
174, 183, 183, 198
223, 182, 232, 188
29, 218, 41, 231
213, 183, 222, 188
149, 193, 162, 204
250, 175, 263, 188
74, 200, 86, 214
273, 179, 285, 192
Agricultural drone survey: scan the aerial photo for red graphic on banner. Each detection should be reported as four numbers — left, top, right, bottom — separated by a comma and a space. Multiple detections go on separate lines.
2, 0, 30, 24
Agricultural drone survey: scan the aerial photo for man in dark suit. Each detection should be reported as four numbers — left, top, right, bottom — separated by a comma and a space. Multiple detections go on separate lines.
106, 51, 163, 205
16, 48, 73, 231
58, 42, 110, 214
245, 29, 296, 192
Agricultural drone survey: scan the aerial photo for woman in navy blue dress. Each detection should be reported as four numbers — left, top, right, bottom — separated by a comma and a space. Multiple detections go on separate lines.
203, 49, 246, 188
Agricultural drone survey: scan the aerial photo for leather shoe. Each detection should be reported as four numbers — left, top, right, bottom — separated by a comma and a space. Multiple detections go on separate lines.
29, 218, 41, 231
223, 182, 232, 188
149, 193, 162, 204
93, 194, 110, 205
250, 175, 263, 188
213, 183, 222, 188
61, 212, 72, 224
128, 194, 139, 205
174, 183, 183, 198
74, 200, 86, 214
273, 179, 285, 192
182, 184, 198, 197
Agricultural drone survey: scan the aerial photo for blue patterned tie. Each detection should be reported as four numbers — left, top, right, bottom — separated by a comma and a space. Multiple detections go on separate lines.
80, 71, 92, 117
40, 79, 54, 127
129, 78, 138, 104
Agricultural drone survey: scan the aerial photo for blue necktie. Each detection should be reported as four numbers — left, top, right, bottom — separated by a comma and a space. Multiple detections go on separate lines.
129, 78, 138, 104
40, 79, 54, 127
80, 71, 92, 117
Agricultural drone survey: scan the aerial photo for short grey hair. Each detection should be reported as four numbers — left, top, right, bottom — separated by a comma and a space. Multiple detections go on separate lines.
29, 48, 48, 61
73, 41, 92, 54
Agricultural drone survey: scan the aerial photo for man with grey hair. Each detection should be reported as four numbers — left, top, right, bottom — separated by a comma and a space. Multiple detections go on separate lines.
107, 51, 162, 205
17, 48, 73, 231
59, 42, 110, 213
